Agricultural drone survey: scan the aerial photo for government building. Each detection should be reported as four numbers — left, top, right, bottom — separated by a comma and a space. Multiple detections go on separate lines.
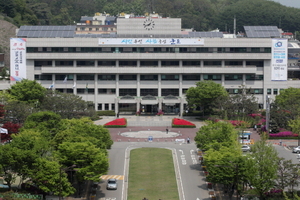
9, 14, 299, 115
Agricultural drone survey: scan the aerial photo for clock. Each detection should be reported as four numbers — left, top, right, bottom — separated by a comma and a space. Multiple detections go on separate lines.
143, 18, 155, 30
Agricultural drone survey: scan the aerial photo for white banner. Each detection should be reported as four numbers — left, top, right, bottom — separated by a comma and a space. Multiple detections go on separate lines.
10, 38, 27, 81
99, 38, 204, 45
271, 39, 288, 81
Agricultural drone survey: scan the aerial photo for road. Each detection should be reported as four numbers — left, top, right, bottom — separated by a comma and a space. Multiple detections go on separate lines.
95, 142, 210, 200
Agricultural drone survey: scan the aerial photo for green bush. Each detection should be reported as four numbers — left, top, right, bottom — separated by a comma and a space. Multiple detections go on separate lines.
172, 125, 196, 128
96, 110, 115, 116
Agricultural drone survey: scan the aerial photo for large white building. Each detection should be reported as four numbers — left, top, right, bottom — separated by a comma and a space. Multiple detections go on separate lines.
8, 16, 300, 115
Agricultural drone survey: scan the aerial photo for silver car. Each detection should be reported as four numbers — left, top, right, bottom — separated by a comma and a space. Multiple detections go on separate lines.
241, 145, 251, 152
106, 178, 117, 190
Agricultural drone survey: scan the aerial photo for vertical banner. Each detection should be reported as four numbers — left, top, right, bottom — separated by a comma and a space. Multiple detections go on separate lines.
271, 39, 287, 81
10, 38, 27, 81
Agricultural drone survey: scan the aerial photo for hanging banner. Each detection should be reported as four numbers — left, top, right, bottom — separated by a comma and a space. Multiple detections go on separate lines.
271, 39, 287, 81
10, 38, 27, 81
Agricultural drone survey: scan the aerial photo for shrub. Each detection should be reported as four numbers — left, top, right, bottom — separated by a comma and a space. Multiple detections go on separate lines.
96, 110, 115, 116
172, 118, 196, 128
104, 118, 127, 128
269, 131, 298, 138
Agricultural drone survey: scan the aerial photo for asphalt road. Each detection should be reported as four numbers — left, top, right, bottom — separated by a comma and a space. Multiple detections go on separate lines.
95, 142, 210, 200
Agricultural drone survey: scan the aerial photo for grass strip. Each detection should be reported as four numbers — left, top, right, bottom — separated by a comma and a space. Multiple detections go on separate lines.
127, 147, 179, 200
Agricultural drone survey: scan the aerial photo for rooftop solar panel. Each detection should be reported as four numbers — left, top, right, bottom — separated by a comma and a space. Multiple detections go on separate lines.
244, 26, 280, 38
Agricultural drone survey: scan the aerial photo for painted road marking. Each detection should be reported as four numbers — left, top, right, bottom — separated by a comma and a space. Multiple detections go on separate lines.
100, 175, 124, 180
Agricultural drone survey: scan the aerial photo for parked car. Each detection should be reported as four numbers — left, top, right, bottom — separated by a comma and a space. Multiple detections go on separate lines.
293, 146, 300, 153
106, 178, 117, 190
241, 145, 251, 152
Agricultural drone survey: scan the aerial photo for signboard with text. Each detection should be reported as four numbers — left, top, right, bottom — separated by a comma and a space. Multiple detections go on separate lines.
271, 39, 287, 81
99, 38, 204, 45
10, 38, 27, 81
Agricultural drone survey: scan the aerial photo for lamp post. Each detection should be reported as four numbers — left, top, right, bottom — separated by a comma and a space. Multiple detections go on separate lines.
59, 165, 76, 200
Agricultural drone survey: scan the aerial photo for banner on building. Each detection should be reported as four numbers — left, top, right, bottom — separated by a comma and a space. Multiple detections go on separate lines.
99, 38, 204, 45
10, 38, 27, 81
271, 39, 288, 81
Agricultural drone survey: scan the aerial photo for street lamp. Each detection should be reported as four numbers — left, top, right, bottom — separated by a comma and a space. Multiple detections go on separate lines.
59, 164, 76, 200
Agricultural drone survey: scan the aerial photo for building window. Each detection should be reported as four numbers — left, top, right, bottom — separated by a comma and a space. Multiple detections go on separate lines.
182, 89, 188, 94
77, 60, 95, 66
226, 89, 241, 94
246, 61, 263, 67
182, 61, 200, 66
203, 74, 221, 80
267, 89, 272, 94
183, 74, 200, 80
55, 61, 73, 66
119, 75, 137, 80
77, 75, 94, 80
162, 89, 179, 96
55, 74, 74, 81
161, 74, 179, 80
140, 75, 158, 80
105, 104, 109, 110
140, 61, 158, 67
225, 61, 243, 66
225, 74, 243, 81
119, 89, 137, 96
273, 89, 278, 95
112, 104, 115, 110
35, 75, 52, 80
246, 75, 263, 80
98, 61, 115, 66
119, 61, 137, 67
204, 61, 221, 67
34, 61, 52, 67
98, 75, 116, 80
141, 89, 158, 96
161, 61, 179, 66
98, 104, 102, 110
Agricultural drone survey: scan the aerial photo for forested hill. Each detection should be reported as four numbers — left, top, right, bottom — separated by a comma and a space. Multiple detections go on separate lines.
1, 0, 300, 33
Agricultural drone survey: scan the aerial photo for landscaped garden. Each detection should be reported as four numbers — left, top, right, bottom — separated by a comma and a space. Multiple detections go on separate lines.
127, 148, 179, 200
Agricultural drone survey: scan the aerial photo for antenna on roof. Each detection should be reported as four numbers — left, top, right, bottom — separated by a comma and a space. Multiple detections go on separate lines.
233, 15, 236, 36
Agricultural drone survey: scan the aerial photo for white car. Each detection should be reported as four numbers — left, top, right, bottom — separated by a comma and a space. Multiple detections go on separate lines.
293, 146, 300, 153
241, 145, 251, 152
106, 178, 117, 190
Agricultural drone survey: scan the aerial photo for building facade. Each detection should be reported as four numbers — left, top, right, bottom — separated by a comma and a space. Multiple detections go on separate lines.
8, 17, 299, 115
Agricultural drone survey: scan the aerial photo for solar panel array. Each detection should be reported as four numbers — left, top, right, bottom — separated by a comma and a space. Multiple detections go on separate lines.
244, 26, 281, 38
17, 26, 76, 38
188, 32, 223, 38
17, 25, 223, 38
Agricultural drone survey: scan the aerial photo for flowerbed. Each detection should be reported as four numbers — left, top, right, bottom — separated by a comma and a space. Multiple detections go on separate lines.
172, 118, 196, 128
269, 131, 298, 139
104, 118, 127, 128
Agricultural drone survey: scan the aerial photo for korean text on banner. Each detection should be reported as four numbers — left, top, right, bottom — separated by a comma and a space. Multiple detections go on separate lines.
10, 38, 27, 81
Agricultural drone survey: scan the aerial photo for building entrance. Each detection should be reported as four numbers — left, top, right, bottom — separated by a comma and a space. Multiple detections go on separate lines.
141, 104, 158, 115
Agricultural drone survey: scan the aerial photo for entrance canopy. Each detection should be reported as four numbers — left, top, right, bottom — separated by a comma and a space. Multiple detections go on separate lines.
141, 95, 158, 105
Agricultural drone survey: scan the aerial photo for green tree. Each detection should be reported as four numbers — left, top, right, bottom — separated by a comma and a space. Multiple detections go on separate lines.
214, 85, 259, 120
3, 100, 35, 124
55, 142, 109, 183
40, 90, 96, 119
186, 80, 228, 115
30, 158, 75, 197
276, 158, 300, 192
53, 118, 113, 150
246, 135, 279, 200
9, 79, 47, 103
205, 147, 247, 199
194, 121, 237, 150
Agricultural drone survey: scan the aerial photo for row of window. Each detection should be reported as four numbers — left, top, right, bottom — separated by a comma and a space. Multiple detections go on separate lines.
28, 47, 272, 53
57, 88, 274, 96
34, 60, 264, 67
35, 74, 264, 81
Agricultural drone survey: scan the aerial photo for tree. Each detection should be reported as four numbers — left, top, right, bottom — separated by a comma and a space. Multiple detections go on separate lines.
186, 80, 228, 114
40, 90, 96, 119
246, 134, 279, 200
213, 85, 259, 120
194, 121, 238, 150
30, 158, 75, 197
276, 158, 300, 192
3, 100, 35, 124
53, 118, 113, 150
55, 141, 109, 196
205, 147, 248, 199
9, 79, 47, 103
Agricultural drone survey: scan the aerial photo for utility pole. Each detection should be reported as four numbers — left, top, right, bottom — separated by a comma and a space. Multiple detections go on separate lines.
266, 95, 270, 134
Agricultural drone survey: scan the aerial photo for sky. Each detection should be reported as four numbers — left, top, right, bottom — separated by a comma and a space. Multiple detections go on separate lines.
271, 0, 300, 8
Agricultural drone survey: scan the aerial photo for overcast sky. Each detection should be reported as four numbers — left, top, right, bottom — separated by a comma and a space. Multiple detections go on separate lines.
271, 0, 300, 8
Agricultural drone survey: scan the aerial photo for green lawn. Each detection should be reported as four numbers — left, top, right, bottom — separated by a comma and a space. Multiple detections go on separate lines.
127, 148, 179, 200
